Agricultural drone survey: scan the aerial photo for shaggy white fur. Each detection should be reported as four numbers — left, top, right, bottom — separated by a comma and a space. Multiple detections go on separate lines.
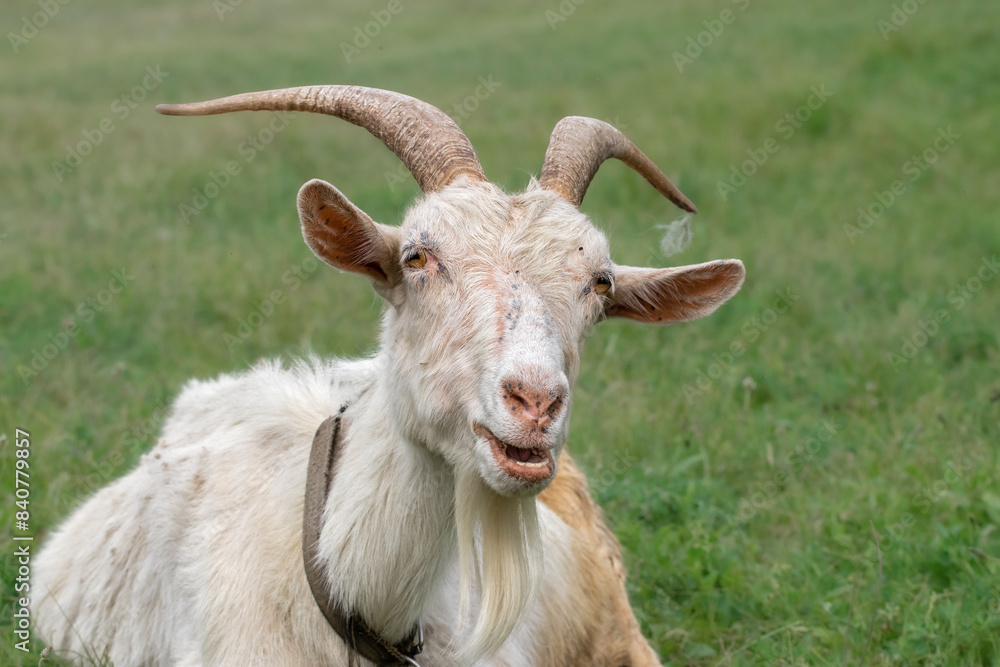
33, 175, 744, 665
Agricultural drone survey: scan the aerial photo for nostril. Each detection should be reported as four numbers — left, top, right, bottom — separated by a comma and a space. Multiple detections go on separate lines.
502, 381, 566, 428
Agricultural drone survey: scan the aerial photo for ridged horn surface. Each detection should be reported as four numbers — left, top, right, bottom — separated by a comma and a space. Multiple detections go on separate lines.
157, 85, 487, 193
539, 116, 696, 213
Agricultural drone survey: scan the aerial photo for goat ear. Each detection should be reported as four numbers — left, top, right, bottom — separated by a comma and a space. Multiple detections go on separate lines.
297, 179, 402, 288
606, 259, 745, 325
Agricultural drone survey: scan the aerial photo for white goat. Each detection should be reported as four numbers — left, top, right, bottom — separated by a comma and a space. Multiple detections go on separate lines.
33, 86, 744, 666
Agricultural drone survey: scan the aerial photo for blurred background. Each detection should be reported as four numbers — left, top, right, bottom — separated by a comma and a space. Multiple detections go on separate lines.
2, 0, 998, 663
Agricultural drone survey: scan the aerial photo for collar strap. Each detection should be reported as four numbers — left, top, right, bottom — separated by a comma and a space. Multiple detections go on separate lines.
302, 407, 424, 666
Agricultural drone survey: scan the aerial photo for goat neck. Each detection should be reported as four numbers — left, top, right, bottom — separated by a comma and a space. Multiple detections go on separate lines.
313, 373, 457, 645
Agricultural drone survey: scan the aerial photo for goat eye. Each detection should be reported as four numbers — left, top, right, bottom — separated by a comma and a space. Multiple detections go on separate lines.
405, 250, 428, 269
594, 275, 612, 295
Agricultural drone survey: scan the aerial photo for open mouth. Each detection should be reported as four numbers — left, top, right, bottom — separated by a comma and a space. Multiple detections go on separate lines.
473, 423, 555, 483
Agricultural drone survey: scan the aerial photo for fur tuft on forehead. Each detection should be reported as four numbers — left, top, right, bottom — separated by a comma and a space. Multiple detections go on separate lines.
403, 179, 611, 280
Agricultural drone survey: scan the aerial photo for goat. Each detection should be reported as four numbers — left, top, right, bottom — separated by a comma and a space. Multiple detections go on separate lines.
33, 85, 744, 666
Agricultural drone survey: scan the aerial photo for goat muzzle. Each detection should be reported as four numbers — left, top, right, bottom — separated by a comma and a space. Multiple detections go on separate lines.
474, 422, 556, 484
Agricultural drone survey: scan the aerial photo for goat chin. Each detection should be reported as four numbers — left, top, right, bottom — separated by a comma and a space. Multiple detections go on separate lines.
455, 466, 543, 663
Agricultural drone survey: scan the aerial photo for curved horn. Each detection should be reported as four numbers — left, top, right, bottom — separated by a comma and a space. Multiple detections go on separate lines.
157, 86, 487, 193
539, 116, 696, 213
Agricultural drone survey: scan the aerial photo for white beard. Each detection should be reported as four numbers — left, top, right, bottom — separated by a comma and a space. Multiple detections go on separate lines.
454, 468, 543, 663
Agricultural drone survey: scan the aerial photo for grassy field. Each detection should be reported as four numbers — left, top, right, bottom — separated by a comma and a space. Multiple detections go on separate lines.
2, 0, 999, 664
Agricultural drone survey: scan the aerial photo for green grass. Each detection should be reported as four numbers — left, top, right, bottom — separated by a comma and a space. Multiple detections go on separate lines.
2, 0, 999, 664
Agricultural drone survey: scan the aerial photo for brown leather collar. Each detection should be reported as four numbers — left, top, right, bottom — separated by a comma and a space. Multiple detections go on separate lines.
302, 407, 424, 666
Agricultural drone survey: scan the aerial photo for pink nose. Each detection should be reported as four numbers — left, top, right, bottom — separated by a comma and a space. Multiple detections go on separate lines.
501, 378, 566, 430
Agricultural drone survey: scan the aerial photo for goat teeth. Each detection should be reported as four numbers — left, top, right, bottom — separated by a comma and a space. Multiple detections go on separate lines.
506, 446, 550, 467
476, 422, 555, 483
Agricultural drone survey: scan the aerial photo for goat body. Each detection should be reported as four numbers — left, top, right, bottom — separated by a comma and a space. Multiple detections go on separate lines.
34, 86, 744, 665
35, 359, 657, 665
